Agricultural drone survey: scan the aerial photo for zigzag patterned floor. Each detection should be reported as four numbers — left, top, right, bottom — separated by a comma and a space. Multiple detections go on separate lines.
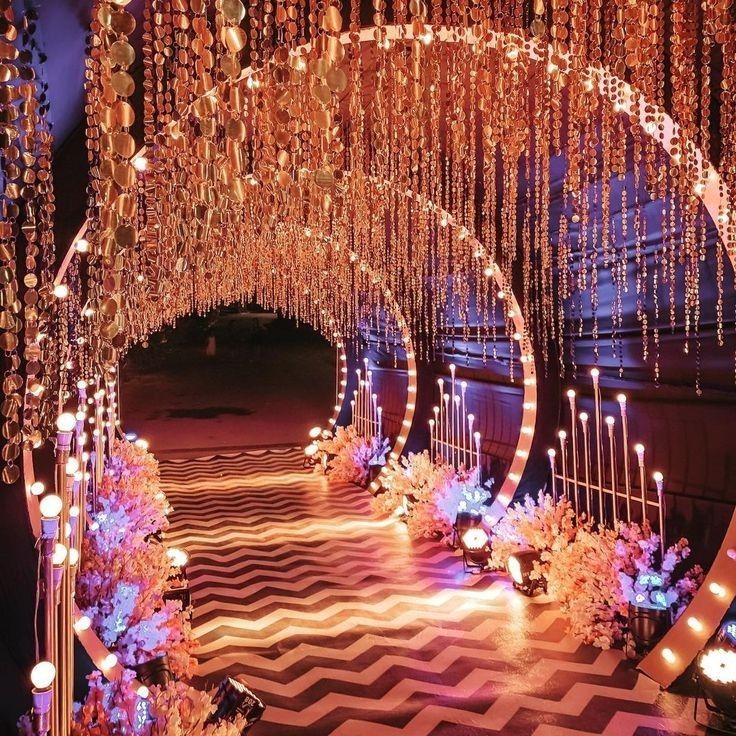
161, 448, 703, 736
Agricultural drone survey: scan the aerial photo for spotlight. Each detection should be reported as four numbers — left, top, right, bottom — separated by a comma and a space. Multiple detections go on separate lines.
696, 622, 736, 730
506, 549, 545, 596
133, 654, 173, 688
454, 512, 490, 573
206, 675, 265, 733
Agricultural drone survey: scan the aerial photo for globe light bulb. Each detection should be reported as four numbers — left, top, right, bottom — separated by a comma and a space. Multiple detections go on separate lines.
102, 653, 118, 670
74, 615, 91, 632
133, 155, 148, 171
74, 238, 89, 253
30, 481, 45, 496
52, 544, 67, 566
53, 283, 69, 299
56, 413, 76, 433
30, 661, 56, 690
39, 494, 63, 519
65, 457, 79, 475
308, 426, 321, 439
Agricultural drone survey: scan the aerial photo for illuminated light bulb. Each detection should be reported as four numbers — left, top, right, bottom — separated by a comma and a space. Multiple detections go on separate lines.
74, 238, 89, 253
133, 155, 148, 172
65, 457, 79, 475
579, 412, 589, 422
508, 472, 520, 481
74, 615, 91, 632
727, 548, 736, 561
605, 416, 615, 426
547, 448, 556, 458
497, 290, 505, 299
136, 273, 144, 282
308, 426, 321, 439
304, 444, 318, 457
68, 548, 79, 566
56, 413, 76, 433
52, 544, 67, 566
134, 438, 149, 450
483, 266, 493, 277
567, 389, 576, 399
39, 494, 63, 519
166, 547, 189, 568
513, 332, 522, 341
53, 283, 69, 299
102, 654, 118, 670
30, 481, 45, 496
710, 582, 726, 597
558, 430, 567, 440
653, 471, 664, 484
661, 648, 676, 664
687, 617, 703, 632
84, 307, 95, 318
635, 444, 645, 462
590, 367, 600, 379
89, 521, 99, 532
137, 685, 150, 699
69, 506, 80, 519
521, 426, 533, 435
30, 661, 56, 690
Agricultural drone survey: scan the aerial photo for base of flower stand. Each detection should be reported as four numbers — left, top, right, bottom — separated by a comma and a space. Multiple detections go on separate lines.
626, 603, 671, 657
361, 463, 383, 490
694, 679, 736, 735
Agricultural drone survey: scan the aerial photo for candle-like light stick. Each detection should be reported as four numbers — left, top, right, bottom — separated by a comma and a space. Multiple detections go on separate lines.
437, 379, 444, 462
377, 406, 383, 442
460, 382, 468, 467
567, 390, 579, 513
443, 392, 450, 465
449, 365, 456, 467
591, 369, 604, 517
474, 431, 481, 478
558, 430, 569, 505
653, 471, 665, 557
468, 414, 475, 471
429, 418, 435, 457
635, 443, 647, 522
548, 448, 557, 502
453, 395, 461, 468
433, 406, 439, 459
580, 412, 592, 518
617, 394, 632, 522
372, 392, 378, 438
605, 416, 617, 525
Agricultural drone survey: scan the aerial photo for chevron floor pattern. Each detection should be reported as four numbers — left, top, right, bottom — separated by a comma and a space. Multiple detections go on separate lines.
161, 447, 703, 736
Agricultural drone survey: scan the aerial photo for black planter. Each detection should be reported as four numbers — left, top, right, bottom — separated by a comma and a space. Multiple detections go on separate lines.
628, 604, 671, 651
134, 654, 173, 687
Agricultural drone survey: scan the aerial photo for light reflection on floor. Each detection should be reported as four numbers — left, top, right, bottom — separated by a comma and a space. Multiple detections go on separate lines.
162, 448, 703, 736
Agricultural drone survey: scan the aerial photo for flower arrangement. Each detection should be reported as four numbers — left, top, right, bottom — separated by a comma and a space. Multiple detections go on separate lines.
76, 439, 197, 679
69, 670, 248, 736
489, 491, 580, 576
372, 451, 458, 539
616, 521, 704, 618
488, 491, 703, 649
315, 424, 389, 486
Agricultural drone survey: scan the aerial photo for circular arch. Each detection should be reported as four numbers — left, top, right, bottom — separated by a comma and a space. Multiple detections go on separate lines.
37, 22, 735, 690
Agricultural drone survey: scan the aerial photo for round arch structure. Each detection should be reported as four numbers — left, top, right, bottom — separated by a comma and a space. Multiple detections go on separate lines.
37, 21, 736, 691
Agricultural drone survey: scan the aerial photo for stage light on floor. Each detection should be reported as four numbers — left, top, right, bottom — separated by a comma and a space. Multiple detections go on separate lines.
454, 512, 490, 573
507, 549, 544, 596
206, 675, 265, 733
695, 619, 736, 730
134, 654, 173, 688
